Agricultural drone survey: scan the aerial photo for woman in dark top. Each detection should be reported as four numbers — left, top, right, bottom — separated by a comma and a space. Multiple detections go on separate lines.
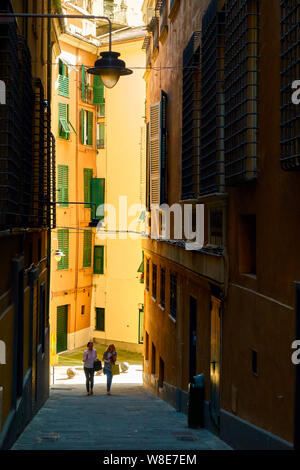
102, 344, 117, 395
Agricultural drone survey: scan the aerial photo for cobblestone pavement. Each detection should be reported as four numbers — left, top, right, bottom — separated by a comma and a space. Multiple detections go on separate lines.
12, 373, 231, 450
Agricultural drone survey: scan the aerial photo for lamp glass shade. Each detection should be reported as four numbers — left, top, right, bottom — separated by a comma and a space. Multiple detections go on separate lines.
100, 70, 121, 89
55, 254, 62, 262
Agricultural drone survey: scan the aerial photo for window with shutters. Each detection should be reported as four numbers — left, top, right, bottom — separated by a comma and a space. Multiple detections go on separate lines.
200, 1, 225, 195
58, 59, 69, 97
91, 177, 105, 220
81, 65, 93, 104
138, 306, 144, 344
58, 103, 71, 140
57, 165, 69, 207
84, 168, 93, 208
94, 245, 104, 274
280, 0, 300, 170
149, 91, 168, 207
83, 230, 92, 267
182, 32, 201, 200
56, 305, 68, 353
57, 229, 69, 270
150, 102, 160, 206
95, 308, 105, 331
97, 122, 105, 149
93, 76, 105, 113
225, 0, 259, 184
81, 109, 94, 146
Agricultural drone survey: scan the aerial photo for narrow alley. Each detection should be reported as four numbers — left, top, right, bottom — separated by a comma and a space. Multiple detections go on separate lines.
12, 382, 230, 451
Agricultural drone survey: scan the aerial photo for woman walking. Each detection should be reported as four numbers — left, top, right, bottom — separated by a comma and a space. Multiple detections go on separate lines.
103, 344, 117, 395
83, 342, 97, 396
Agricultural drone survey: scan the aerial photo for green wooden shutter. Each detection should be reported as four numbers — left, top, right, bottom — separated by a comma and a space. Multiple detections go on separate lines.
58, 103, 70, 139
81, 65, 86, 101
57, 165, 69, 207
83, 230, 92, 267
94, 246, 104, 274
81, 109, 85, 144
56, 305, 68, 353
57, 229, 69, 270
160, 90, 168, 204
84, 168, 93, 208
95, 308, 105, 331
97, 123, 105, 148
63, 75, 69, 97
87, 111, 93, 145
91, 177, 105, 220
93, 76, 104, 105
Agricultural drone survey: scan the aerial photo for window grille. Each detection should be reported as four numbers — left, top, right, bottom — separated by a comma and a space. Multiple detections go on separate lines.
0, 20, 23, 227
200, 0, 226, 195
182, 32, 201, 200
224, 0, 259, 184
280, 0, 300, 170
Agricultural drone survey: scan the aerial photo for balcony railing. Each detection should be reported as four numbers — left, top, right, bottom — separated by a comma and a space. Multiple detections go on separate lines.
156, 0, 168, 34
148, 16, 159, 53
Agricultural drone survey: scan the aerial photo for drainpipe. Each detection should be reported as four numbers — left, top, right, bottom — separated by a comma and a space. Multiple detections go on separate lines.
294, 282, 300, 450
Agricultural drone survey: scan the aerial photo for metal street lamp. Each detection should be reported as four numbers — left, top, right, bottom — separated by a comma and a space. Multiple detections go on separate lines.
0, 12, 133, 89
88, 51, 132, 89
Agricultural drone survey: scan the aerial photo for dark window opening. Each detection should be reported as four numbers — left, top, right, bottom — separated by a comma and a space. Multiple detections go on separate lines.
160, 268, 166, 308
159, 357, 165, 388
95, 308, 105, 331
151, 343, 156, 375
145, 331, 149, 361
152, 264, 157, 300
252, 350, 258, 376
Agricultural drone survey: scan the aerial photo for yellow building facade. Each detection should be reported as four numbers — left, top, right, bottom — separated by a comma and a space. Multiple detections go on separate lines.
92, 31, 146, 352
50, 2, 146, 356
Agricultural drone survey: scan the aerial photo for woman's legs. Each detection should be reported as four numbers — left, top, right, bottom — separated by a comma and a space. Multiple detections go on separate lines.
84, 368, 95, 394
84, 367, 90, 393
90, 369, 95, 393
106, 368, 113, 392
